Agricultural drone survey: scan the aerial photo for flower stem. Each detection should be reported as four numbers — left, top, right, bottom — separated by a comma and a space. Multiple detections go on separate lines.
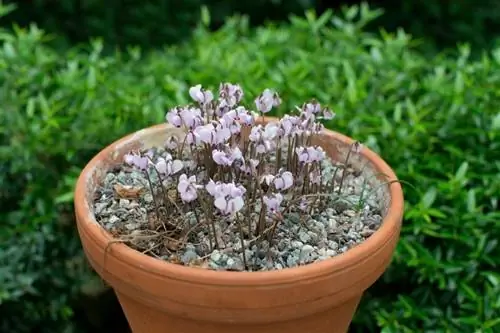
236, 213, 248, 269
337, 144, 354, 195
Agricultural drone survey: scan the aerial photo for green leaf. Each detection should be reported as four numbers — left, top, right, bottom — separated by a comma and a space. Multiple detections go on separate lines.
422, 187, 437, 208
484, 318, 500, 329
454, 161, 469, 181
467, 189, 476, 213
54, 192, 74, 204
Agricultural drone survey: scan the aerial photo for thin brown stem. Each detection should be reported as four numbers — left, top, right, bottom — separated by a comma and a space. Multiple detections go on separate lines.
337, 144, 354, 195
236, 213, 248, 269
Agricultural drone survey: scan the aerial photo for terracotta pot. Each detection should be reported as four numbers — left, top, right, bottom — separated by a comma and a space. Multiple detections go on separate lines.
74, 121, 404, 333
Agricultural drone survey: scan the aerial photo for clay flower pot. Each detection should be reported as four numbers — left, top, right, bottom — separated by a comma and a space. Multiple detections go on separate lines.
74, 122, 404, 333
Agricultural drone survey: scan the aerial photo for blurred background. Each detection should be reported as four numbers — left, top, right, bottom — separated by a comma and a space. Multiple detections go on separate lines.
1, 0, 499, 332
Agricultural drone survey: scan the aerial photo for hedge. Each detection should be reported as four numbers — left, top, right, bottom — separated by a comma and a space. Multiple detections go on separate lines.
0, 0, 315, 50
3, 0, 500, 53
1, 3, 500, 332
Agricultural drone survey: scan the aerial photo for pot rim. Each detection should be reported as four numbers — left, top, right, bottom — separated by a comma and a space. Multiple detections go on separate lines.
74, 122, 404, 285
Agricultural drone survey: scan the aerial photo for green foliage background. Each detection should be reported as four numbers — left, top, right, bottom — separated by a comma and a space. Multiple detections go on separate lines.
3, 0, 500, 52
1, 2, 500, 333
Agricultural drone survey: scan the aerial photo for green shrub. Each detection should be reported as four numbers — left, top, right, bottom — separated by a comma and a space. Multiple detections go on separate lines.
348, 0, 500, 53
1, 3, 499, 332
1, 0, 315, 49
4, 0, 500, 54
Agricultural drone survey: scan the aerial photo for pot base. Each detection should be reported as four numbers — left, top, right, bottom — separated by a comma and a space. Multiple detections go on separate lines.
116, 291, 361, 333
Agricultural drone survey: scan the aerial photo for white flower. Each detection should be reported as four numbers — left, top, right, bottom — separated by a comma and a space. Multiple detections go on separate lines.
179, 107, 203, 129
351, 141, 363, 154
273, 171, 294, 191
219, 82, 244, 107
240, 159, 259, 175
206, 180, 246, 215
302, 100, 321, 117
193, 123, 215, 145
177, 174, 199, 202
212, 146, 243, 166
165, 107, 182, 127
261, 174, 275, 186
255, 88, 281, 113
263, 193, 283, 213
249, 125, 263, 142
214, 195, 245, 215
189, 84, 214, 105
322, 107, 335, 120
155, 157, 183, 176
165, 136, 178, 150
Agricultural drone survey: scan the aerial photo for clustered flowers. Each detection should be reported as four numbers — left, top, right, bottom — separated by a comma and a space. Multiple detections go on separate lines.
123, 83, 362, 266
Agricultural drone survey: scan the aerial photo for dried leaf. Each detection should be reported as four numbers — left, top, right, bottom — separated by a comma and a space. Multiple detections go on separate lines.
164, 238, 182, 251
168, 255, 183, 265
187, 258, 210, 269
167, 189, 177, 202
113, 184, 144, 199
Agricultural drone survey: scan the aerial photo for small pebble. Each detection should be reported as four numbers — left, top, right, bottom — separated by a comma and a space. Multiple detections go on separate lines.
361, 229, 375, 237
119, 199, 130, 208
94, 202, 108, 215
299, 244, 315, 262
298, 231, 311, 243
143, 194, 153, 203
344, 209, 356, 217
210, 250, 222, 263
108, 215, 120, 224
124, 223, 137, 230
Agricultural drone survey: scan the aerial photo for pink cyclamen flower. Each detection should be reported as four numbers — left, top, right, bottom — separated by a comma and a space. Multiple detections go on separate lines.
309, 146, 326, 162
214, 195, 245, 215
124, 153, 148, 170
351, 141, 363, 154
255, 88, 281, 113
263, 122, 279, 140
273, 170, 294, 191
295, 146, 326, 164
177, 174, 200, 202
189, 84, 214, 105
220, 114, 241, 135
302, 100, 321, 117
165, 107, 182, 127
295, 147, 310, 164
249, 125, 263, 142
298, 198, 308, 212
263, 193, 284, 213
206, 180, 246, 215
322, 107, 335, 120
185, 131, 197, 146
261, 174, 275, 186
249, 123, 278, 154
195, 121, 231, 145
235, 106, 254, 125
212, 146, 243, 166
155, 157, 183, 176
214, 122, 232, 144
179, 107, 203, 130
165, 136, 178, 150
206, 180, 246, 199
193, 123, 216, 145
219, 82, 243, 107
279, 115, 299, 137
313, 122, 325, 134
239, 159, 259, 175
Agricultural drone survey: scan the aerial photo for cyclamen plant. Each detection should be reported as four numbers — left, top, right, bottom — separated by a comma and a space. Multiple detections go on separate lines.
120, 83, 364, 270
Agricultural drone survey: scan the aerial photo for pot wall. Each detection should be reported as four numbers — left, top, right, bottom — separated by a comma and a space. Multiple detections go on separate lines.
75, 122, 404, 333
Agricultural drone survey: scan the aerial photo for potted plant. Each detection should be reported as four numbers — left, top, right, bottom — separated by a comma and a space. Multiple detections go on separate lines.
74, 83, 404, 333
